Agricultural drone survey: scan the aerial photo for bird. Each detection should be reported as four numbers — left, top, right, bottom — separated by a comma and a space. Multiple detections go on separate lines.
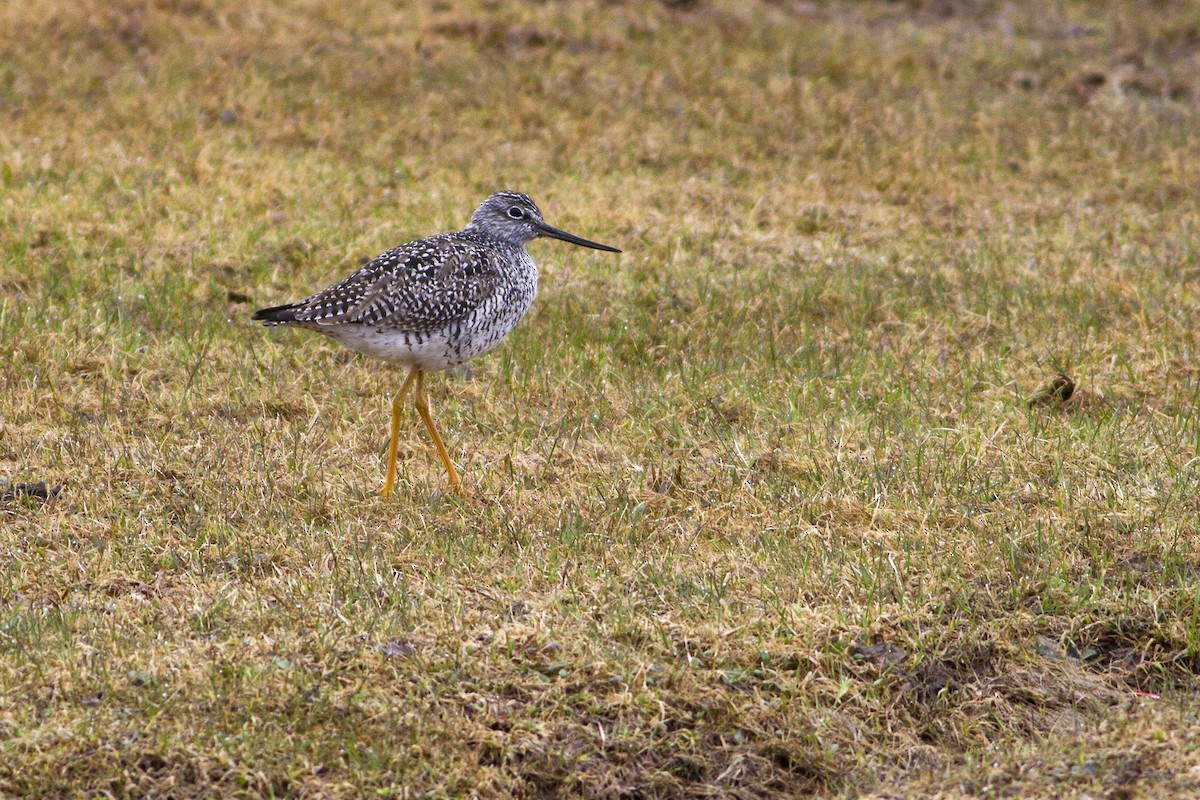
253, 191, 621, 496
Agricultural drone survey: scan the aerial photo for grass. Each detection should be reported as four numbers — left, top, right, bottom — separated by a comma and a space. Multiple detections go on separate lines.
3, 0, 1200, 796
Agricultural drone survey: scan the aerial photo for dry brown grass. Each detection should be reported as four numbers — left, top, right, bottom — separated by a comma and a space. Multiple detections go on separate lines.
3, 0, 1200, 796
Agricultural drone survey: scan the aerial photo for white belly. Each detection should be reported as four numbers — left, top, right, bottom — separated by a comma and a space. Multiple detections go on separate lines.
312, 311, 527, 371
322, 325, 460, 370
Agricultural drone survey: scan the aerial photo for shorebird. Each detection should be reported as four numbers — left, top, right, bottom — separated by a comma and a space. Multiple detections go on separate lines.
253, 191, 621, 496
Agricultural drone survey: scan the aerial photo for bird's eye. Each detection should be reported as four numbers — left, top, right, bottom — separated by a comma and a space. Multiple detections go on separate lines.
507, 206, 525, 219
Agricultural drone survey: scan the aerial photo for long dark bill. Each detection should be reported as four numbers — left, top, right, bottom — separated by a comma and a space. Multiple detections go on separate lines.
535, 221, 622, 252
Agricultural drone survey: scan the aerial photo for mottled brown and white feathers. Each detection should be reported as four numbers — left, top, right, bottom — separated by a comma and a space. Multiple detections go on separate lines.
255, 232, 516, 332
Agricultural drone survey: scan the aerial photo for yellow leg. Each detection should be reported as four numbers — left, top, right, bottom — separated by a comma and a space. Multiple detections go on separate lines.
413, 368, 463, 491
381, 365, 420, 498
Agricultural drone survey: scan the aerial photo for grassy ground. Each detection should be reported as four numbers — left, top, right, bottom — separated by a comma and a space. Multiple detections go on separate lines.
3, 0, 1200, 796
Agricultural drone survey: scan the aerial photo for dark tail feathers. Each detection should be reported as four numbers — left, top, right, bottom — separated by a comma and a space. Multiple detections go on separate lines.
252, 303, 300, 323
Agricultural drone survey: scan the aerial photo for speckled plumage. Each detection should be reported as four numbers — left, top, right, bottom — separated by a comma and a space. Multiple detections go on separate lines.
253, 191, 621, 494
255, 192, 571, 370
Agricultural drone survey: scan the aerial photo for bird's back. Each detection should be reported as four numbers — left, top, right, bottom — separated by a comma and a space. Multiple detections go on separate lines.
255, 230, 538, 370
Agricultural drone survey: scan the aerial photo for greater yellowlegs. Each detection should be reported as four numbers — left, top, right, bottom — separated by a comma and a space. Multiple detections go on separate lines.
253, 191, 621, 496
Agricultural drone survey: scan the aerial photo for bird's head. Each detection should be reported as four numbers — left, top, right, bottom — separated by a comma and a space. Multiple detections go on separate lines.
466, 191, 621, 253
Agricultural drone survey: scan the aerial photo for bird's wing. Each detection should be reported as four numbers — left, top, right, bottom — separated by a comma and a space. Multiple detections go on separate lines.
287, 234, 505, 332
